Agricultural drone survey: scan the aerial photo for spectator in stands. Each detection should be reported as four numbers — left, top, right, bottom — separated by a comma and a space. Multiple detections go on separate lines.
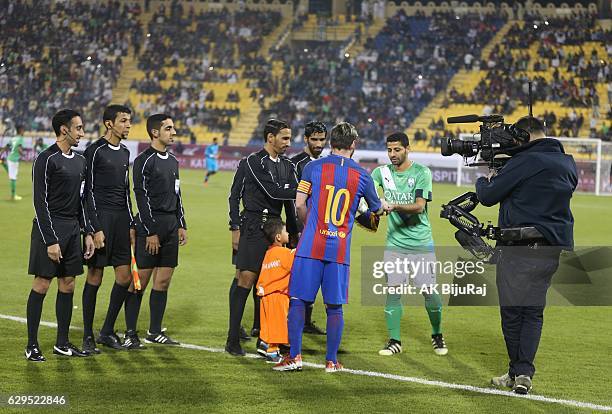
0, 1, 140, 131
254, 10, 505, 148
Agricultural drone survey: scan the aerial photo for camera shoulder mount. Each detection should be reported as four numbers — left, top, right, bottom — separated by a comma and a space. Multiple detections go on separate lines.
440, 192, 496, 260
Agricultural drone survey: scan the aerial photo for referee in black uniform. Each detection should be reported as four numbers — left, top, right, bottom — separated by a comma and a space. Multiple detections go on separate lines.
26, 109, 95, 361
228, 157, 252, 341
226, 119, 298, 356
290, 120, 327, 335
126, 113, 187, 346
82, 104, 136, 353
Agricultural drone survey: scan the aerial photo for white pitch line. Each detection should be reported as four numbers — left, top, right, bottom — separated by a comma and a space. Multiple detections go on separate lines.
2, 313, 611, 412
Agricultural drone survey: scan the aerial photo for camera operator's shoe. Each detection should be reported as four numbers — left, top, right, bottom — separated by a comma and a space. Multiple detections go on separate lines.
378, 339, 402, 356
431, 334, 448, 356
491, 372, 515, 388
513, 375, 532, 395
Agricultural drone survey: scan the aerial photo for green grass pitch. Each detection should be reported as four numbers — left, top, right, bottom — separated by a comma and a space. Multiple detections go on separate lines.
0, 164, 610, 413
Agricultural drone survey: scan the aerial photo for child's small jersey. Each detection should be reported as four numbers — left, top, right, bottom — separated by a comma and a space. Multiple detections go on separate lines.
257, 246, 295, 296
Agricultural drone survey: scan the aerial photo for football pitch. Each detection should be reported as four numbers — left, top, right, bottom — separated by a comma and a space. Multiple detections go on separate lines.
0, 165, 611, 413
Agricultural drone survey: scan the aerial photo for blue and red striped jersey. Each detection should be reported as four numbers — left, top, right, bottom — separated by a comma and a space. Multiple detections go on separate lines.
296, 154, 382, 265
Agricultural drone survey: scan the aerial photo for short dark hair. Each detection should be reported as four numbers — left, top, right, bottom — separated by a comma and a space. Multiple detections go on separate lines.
16, 125, 25, 134
330, 122, 358, 150
263, 119, 289, 141
263, 218, 285, 245
146, 113, 172, 139
103, 104, 132, 125
52, 109, 81, 137
304, 121, 327, 138
514, 116, 545, 135
386, 132, 409, 147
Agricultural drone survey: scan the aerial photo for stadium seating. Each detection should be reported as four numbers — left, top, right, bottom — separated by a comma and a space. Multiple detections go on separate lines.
412, 11, 611, 147
0, 1, 141, 134
252, 10, 506, 149
124, 3, 287, 143
2, 1, 609, 148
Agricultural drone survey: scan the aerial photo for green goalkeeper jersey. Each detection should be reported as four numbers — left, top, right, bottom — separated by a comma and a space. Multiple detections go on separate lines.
371, 162, 434, 249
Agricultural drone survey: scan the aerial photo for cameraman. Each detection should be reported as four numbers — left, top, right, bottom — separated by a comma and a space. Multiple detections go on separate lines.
475, 117, 577, 395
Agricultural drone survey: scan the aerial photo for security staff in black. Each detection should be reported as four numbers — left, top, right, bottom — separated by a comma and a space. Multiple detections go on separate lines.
127, 113, 187, 346
82, 105, 135, 353
290, 120, 328, 335
476, 116, 577, 395
26, 109, 95, 362
226, 119, 298, 356
228, 157, 252, 342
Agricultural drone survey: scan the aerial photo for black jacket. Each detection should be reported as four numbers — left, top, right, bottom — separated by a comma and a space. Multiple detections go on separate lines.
132, 147, 186, 236
475, 138, 578, 249
241, 149, 298, 234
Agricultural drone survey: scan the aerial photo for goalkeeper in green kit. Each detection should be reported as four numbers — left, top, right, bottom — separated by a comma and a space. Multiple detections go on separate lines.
371, 132, 447, 356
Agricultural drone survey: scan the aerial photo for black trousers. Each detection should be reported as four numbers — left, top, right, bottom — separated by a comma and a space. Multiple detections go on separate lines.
496, 246, 561, 379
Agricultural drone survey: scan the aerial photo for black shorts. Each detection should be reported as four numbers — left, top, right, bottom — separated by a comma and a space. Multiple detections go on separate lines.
29, 218, 83, 278
135, 214, 179, 269
87, 209, 132, 268
235, 215, 269, 273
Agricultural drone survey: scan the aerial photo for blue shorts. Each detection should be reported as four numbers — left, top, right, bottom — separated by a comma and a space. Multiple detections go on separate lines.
289, 256, 350, 305
206, 159, 218, 171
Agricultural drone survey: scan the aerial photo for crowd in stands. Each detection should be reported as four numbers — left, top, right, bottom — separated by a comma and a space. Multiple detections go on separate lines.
0, 0, 141, 132
2, 1, 609, 148
254, 9, 506, 148
132, 1, 280, 136
449, 11, 610, 138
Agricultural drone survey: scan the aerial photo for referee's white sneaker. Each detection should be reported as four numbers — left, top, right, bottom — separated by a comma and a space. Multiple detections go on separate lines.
378, 339, 402, 356
431, 334, 448, 356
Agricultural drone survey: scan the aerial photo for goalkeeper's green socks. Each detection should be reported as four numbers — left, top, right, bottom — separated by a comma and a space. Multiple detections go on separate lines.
10, 179, 16, 198
384, 294, 403, 341
424, 293, 443, 335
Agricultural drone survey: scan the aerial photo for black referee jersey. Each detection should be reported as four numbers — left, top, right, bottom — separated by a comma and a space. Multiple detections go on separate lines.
83, 138, 134, 233
291, 151, 314, 180
132, 147, 187, 236
243, 149, 298, 233
32, 144, 87, 245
